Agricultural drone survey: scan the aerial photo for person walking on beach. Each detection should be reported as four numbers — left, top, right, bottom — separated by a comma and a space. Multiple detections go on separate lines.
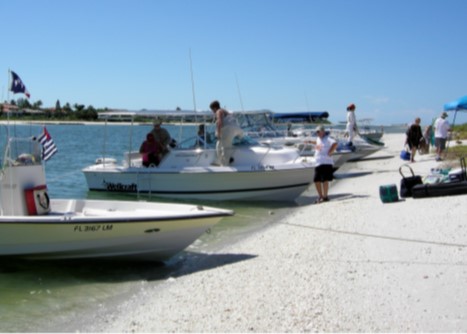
310, 125, 337, 203
210, 100, 243, 166
345, 103, 357, 146
419, 125, 432, 155
434, 112, 451, 161
405, 117, 423, 163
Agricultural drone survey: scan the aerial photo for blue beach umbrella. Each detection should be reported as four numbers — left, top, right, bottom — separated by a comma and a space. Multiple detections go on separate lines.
444, 95, 467, 112
442, 95, 467, 154
443, 95, 467, 130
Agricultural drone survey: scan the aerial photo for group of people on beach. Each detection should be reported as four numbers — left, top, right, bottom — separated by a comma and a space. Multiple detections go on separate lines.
139, 101, 452, 206
405, 111, 451, 163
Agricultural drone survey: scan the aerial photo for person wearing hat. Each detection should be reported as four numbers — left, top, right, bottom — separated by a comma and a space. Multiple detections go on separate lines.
345, 103, 357, 146
150, 118, 173, 157
434, 111, 451, 161
309, 125, 338, 203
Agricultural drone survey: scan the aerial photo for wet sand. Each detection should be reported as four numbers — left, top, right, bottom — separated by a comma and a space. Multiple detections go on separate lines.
75, 133, 467, 332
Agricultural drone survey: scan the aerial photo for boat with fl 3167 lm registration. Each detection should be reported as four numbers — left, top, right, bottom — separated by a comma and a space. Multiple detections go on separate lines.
0, 135, 233, 261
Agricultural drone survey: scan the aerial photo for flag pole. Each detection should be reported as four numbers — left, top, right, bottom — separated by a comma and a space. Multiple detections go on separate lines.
6, 69, 11, 136
189, 48, 197, 114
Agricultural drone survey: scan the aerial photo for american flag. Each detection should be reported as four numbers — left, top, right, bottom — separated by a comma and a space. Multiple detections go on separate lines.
38, 127, 58, 161
10, 70, 30, 98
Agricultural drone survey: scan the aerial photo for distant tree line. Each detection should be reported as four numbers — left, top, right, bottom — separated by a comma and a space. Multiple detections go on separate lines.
0, 98, 109, 121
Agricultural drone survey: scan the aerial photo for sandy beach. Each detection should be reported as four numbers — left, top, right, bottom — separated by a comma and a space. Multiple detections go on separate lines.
76, 133, 467, 333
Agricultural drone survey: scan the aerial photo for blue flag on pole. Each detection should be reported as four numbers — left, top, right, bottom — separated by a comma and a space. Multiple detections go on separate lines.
10, 70, 31, 98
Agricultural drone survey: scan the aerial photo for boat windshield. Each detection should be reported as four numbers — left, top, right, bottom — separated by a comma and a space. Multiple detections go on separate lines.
2, 137, 42, 168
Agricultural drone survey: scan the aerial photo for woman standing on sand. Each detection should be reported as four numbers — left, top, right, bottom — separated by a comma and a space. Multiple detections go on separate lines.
406, 117, 423, 163
311, 125, 338, 203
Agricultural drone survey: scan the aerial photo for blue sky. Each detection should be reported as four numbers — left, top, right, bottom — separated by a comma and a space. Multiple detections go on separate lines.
1, 0, 466, 125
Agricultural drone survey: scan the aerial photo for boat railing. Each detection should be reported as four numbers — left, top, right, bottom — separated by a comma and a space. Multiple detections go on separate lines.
2, 137, 43, 169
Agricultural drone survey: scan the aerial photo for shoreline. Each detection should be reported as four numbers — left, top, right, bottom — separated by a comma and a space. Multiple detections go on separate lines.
61, 133, 467, 332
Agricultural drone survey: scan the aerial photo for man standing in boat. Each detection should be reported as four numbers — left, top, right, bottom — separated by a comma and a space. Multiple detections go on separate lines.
210, 100, 243, 166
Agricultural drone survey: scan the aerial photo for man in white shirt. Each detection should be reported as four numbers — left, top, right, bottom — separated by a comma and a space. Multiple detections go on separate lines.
434, 112, 451, 161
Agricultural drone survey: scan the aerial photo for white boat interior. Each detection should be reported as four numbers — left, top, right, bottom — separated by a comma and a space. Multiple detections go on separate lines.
231, 110, 384, 168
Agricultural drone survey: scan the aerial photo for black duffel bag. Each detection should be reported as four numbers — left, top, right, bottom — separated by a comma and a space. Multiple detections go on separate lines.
399, 164, 423, 198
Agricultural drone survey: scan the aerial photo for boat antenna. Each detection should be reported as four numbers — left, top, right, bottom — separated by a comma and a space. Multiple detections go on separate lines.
235, 73, 245, 112
304, 92, 310, 111
6, 69, 11, 139
189, 48, 197, 113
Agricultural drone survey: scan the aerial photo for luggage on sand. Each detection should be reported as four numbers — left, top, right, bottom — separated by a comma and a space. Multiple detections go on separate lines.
399, 164, 423, 198
412, 157, 467, 199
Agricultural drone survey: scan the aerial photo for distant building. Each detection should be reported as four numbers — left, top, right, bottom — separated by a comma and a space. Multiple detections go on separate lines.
0, 103, 47, 116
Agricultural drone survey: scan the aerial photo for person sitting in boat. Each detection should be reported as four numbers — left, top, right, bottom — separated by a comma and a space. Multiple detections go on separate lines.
287, 122, 297, 137
195, 124, 212, 147
140, 133, 163, 167
150, 118, 174, 156
210, 100, 243, 166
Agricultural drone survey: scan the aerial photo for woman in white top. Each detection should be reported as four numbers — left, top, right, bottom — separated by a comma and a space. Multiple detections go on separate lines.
345, 103, 357, 146
311, 125, 338, 203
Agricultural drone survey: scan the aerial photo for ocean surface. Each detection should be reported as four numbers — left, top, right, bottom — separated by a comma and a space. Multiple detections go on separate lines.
0, 122, 306, 332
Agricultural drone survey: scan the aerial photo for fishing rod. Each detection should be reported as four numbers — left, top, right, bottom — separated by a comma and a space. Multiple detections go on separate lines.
235, 73, 245, 113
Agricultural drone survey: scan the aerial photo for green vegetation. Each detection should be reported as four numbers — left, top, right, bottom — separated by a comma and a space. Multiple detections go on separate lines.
0, 98, 106, 121
452, 123, 467, 140
442, 124, 466, 167
445, 144, 467, 161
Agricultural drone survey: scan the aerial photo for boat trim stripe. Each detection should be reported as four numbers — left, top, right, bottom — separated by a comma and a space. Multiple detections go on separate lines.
89, 182, 310, 195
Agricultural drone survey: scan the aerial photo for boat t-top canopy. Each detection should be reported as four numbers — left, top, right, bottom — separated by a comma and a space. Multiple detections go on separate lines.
271, 111, 329, 123
98, 109, 212, 122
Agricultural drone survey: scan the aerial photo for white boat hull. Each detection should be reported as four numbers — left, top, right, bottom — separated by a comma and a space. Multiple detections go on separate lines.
0, 199, 232, 261
83, 145, 315, 202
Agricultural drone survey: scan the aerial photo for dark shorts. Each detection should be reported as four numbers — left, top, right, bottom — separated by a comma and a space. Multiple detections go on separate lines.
314, 164, 334, 183
435, 137, 446, 150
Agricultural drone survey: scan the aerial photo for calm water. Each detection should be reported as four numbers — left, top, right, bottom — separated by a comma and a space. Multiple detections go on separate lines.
0, 122, 304, 332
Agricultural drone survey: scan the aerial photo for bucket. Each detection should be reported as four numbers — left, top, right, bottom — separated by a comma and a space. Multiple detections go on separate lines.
379, 184, 399, 203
